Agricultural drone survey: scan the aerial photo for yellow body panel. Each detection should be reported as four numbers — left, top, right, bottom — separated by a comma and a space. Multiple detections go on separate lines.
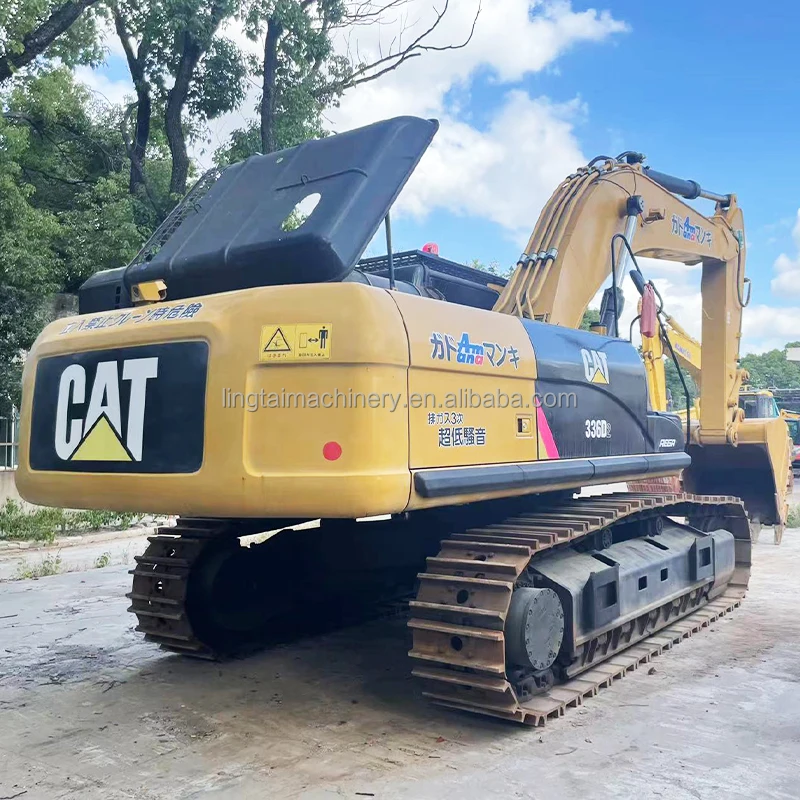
17, 284, 414, 518
17, 282, 571, 519
392, 292, 538, 470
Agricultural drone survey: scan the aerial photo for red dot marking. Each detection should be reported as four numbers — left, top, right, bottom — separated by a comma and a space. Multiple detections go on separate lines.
323, 441, 342, 461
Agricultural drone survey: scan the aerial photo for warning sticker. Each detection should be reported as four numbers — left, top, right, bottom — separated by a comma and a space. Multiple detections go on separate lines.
259, 323, 332, 362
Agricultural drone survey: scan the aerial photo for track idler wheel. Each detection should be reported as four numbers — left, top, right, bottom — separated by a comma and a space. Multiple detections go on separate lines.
505, 587, 565, 700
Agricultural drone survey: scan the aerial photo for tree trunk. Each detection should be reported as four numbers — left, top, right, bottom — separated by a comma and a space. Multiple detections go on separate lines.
166, 35, 201, 197
113, 8, 151, 195
165, 0, 226, 197
0, 0, 99, 83
130, 87, 151, 194
260, 18, 283, 154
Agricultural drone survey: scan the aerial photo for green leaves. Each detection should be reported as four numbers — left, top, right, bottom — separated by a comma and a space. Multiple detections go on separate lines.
741, 348, 800, 390
188, 36, 247, 121
0, 0, 104, 83
0, 69, 160, 411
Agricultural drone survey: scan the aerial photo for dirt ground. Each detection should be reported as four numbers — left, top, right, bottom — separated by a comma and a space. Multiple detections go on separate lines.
1, 528, 800, 799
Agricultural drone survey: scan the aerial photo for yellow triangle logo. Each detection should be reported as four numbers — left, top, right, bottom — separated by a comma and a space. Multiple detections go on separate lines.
264, 327, 291, 352
591, 370, 609, 385
70, 415, 133, 462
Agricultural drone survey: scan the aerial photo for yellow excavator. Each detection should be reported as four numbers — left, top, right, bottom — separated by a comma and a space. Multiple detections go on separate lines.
640, 312, 700, 414
641, 313, 783, 420
640, 313, 792, 542
15, 118, 790, 725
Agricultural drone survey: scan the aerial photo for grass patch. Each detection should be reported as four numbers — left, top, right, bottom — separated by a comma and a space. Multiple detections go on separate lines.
0, 499, 146, 543
787, 505, 800, 528
94, 551, 111, 569
14, 553, 63, 580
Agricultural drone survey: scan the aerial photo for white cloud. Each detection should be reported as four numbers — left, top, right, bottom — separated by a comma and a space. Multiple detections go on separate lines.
82, 2, 628, 222
95, 13, 128, 61
591, 257, 703, 344
741, 304, 800, 353
394, 91, 586, 239
318, 1, 627, 236
327, 0, 627, 122
76, 2, 800, 360
205, 0, 628, 225
73, 65, 133, 107
771, 209, 800, 295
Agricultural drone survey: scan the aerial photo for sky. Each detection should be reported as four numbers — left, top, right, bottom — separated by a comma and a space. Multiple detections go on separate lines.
77, 0, 800, 354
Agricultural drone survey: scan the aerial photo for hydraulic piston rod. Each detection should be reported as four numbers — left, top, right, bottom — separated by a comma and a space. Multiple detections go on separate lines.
644, 166, 731, 207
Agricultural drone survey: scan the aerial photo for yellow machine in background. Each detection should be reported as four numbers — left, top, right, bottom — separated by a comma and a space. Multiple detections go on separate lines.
14, 118, 786, 725
641, 312, 701, 414
641, 314, 792, 542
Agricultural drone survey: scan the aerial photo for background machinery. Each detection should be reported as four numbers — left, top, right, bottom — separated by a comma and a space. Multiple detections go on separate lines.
641, 315, 784, 422
640, 310, 793, 542
15, 117, 788, 724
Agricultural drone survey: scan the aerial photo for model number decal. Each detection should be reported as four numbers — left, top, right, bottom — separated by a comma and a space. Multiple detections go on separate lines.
659, 438, 677, 449
585, 419, 612, 439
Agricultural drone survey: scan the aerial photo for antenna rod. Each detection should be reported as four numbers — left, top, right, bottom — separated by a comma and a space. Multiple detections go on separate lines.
385, 212, 395, 290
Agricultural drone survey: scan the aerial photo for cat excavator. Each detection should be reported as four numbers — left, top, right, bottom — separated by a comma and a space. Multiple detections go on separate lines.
15, 117, 790, 725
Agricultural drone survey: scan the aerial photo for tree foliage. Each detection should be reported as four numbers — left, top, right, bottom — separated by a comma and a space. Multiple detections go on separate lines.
231, 0, 479, 157
580, 308, 600, 331
0, 0, 104, 84
741, 344, 800, 389
0, 68, 166, 411
0, 113, 61, 412
664, 358, 697, 409
0, 0, 481, 412
469, 258, 511, 278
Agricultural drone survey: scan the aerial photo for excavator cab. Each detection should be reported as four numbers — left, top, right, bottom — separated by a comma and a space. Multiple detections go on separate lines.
738, 390, 780, 420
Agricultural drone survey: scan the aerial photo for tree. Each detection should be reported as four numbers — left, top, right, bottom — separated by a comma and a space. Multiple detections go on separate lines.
158, 0, 247, 195
664, 358, 697, 409
469, 258, 511, 278
237, 0, 480, 156
0, 113, 60, 412
113, 0, 247, 199
4, 69, 161, 282
112, 2, 156, 195
0, 0, 103, 84
0, 68, 164, 409
741, 345, 800, 389
580, 308, 600, 331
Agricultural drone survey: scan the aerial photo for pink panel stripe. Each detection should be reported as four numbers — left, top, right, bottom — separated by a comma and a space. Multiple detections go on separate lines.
536, 404, 560, 459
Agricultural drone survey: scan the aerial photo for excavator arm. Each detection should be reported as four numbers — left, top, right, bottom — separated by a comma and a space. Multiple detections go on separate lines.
494, 156, 745, 446
642, 313, 702, 412
495, 154, 790, 536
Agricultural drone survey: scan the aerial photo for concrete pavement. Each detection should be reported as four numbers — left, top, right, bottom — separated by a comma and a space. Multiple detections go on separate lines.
0, 529, 798, 799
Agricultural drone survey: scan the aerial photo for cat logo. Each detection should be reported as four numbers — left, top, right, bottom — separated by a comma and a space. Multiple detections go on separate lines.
580, 348, 610, 385
31, 342, 207, 474
55, 357, 158, 462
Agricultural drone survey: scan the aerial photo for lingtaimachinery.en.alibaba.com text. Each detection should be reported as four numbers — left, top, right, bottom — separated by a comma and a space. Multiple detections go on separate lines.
221, 388, 578, 413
